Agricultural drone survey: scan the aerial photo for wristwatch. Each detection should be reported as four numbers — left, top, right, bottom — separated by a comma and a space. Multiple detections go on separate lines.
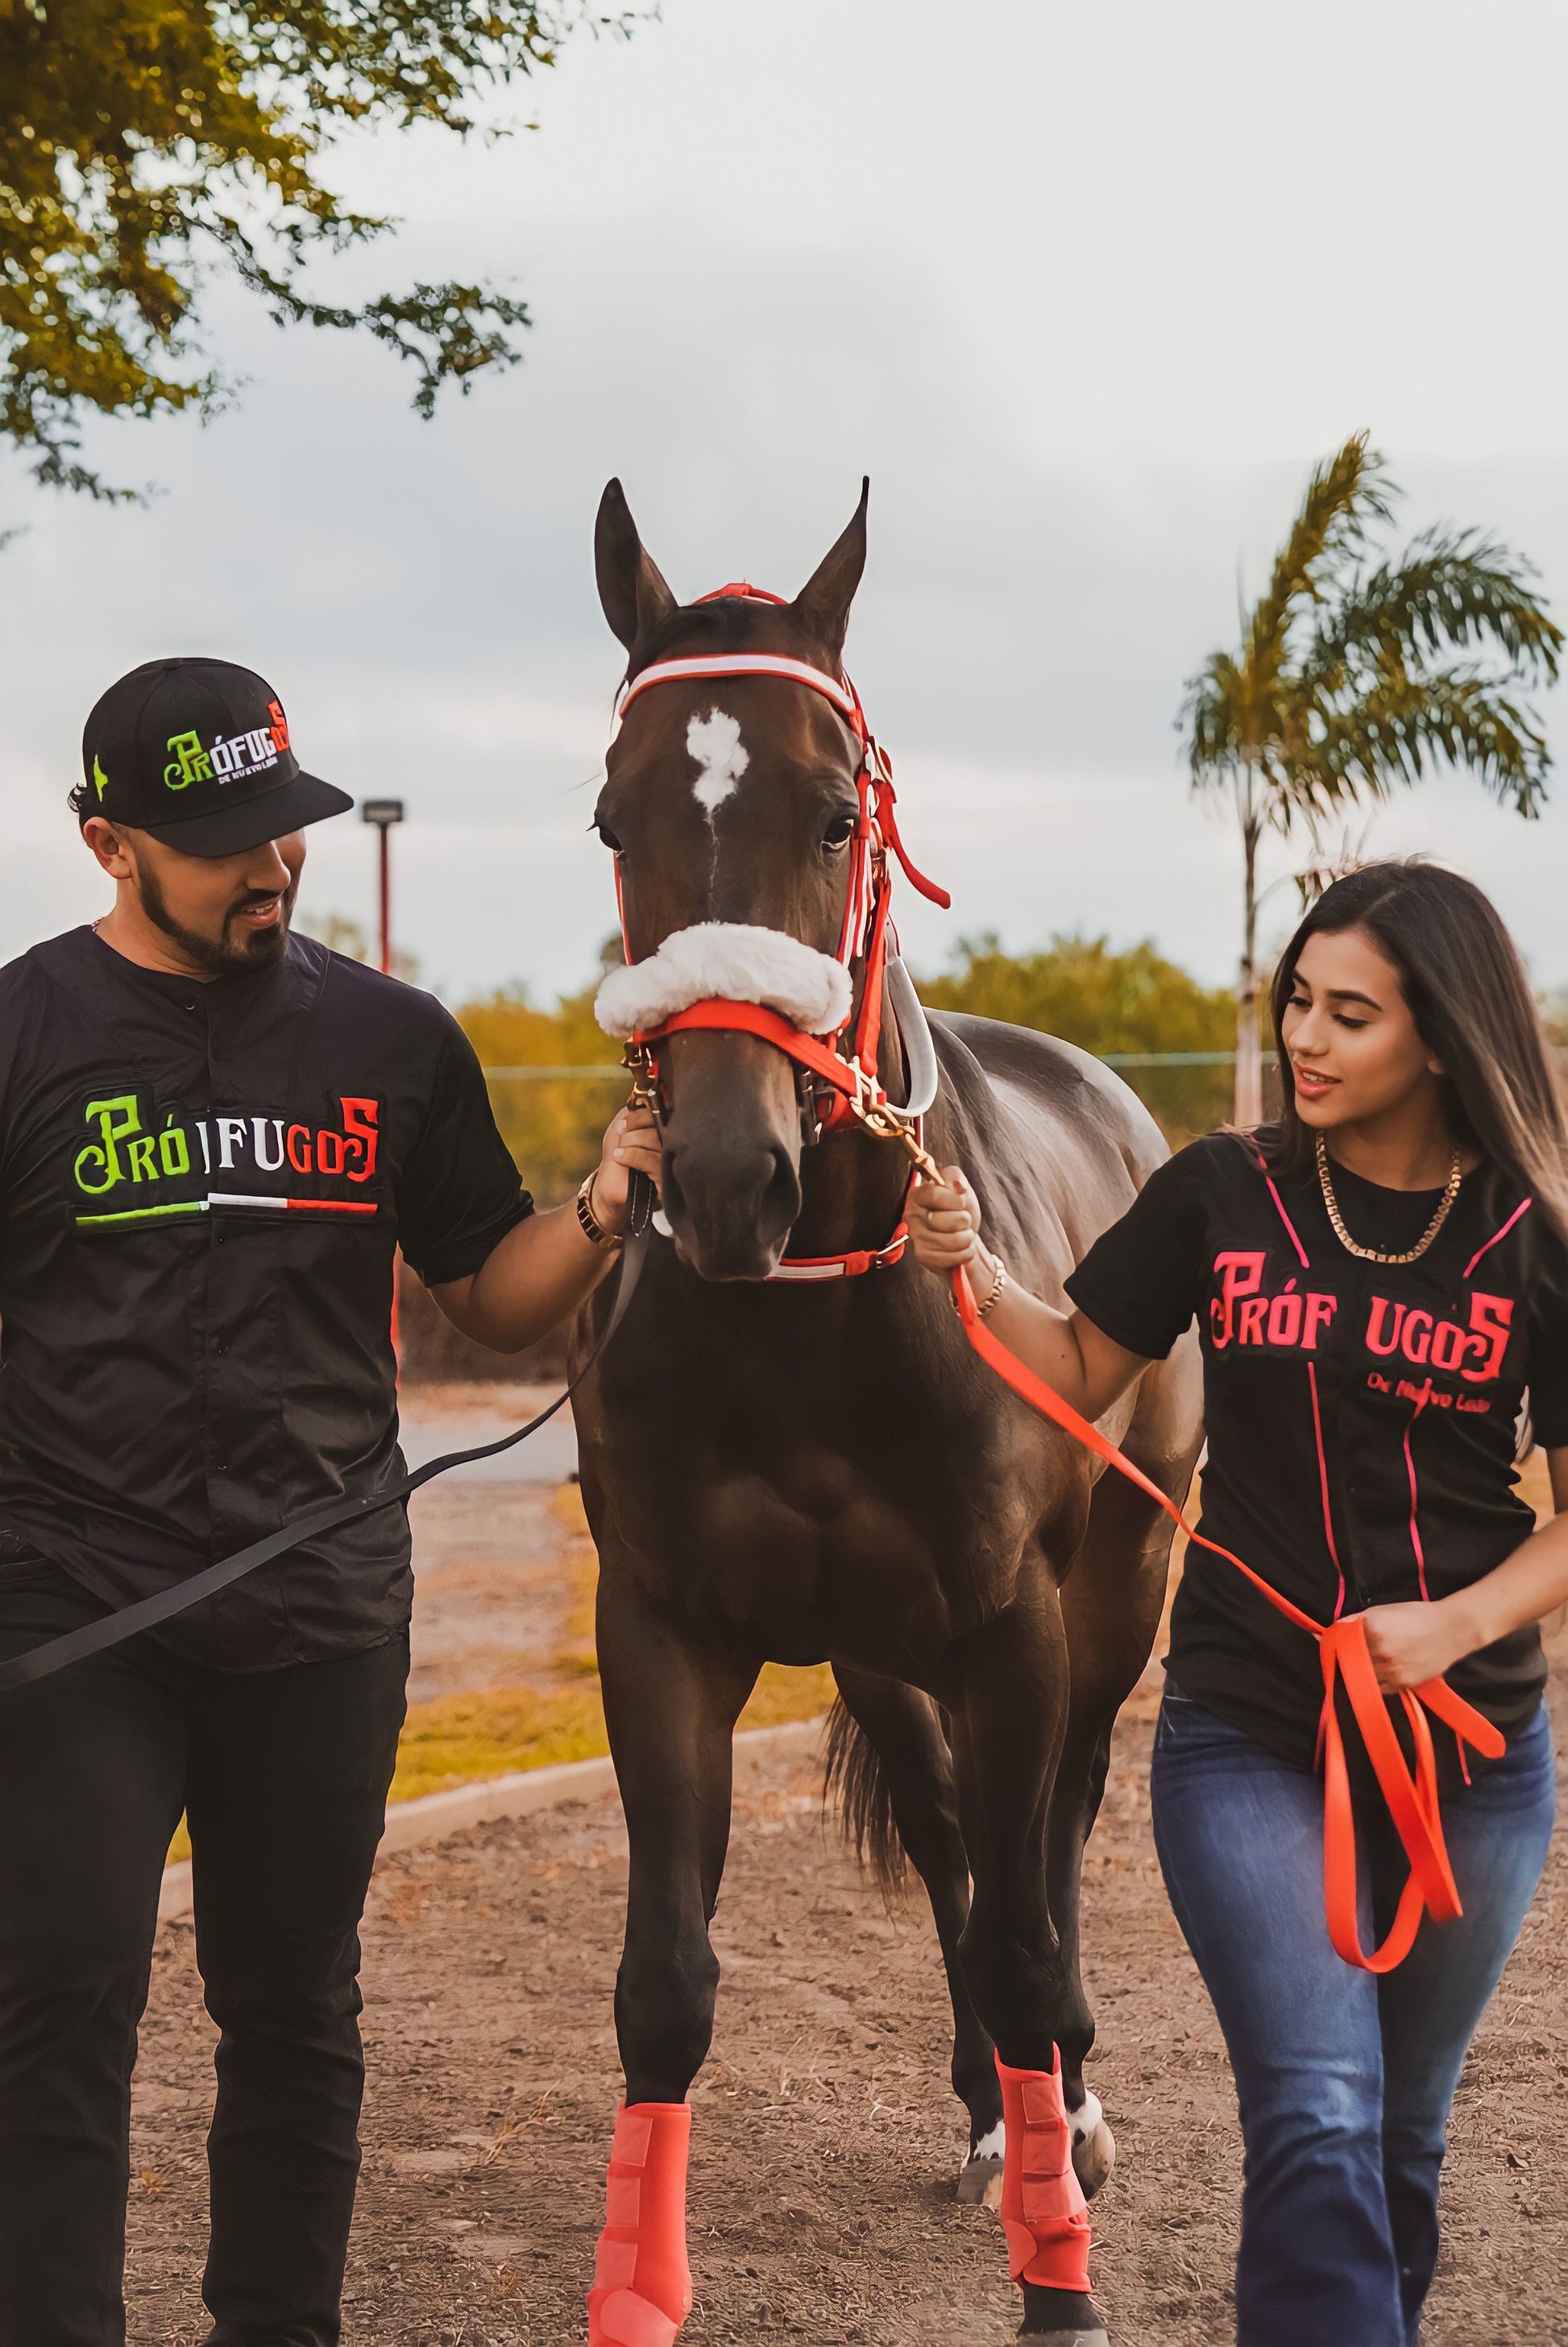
576, 1170, 624, 1250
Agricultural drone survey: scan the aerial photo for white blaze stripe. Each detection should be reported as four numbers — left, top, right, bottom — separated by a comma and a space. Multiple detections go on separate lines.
686, 708, 749, 814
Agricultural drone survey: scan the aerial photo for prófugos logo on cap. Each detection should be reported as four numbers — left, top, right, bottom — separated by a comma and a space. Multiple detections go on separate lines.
163, 700, 291, 793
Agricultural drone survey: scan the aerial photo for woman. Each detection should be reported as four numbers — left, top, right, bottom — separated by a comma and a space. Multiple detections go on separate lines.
906, 862, 1568, 2347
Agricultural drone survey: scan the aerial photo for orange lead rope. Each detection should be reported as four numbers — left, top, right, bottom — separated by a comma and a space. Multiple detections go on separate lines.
951, 1267, 1506, 1973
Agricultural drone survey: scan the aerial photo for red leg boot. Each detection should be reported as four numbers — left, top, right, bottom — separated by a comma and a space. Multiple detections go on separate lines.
994, 2050, 1093, 2296
587, 2101, 694, 2347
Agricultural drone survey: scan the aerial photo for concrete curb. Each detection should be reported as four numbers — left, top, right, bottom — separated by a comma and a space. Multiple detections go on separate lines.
156, 1715, 826, 1925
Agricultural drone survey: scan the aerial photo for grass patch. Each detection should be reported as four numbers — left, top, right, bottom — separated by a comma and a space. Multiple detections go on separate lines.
163, 1478, 831, 1863
164, 1664, 832, 1863
388, 1660, 834, 1803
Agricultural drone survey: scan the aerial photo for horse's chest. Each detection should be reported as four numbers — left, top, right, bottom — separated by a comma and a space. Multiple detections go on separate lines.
579, 1334, 1078, 1652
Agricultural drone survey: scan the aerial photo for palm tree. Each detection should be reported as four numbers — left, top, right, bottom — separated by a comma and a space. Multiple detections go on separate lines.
1182, 434, 1562, 1124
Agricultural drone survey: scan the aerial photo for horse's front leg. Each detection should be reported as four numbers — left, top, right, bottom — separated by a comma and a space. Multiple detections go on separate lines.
589, 1564, 757, 2347
949, 1576, 1108, 2347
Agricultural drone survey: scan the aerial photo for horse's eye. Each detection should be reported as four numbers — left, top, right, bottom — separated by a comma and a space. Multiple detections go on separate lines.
821, 813, 855, 852
595, 820, 624, 854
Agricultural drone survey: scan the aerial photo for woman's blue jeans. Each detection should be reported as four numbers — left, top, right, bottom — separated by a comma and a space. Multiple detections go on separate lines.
1149, 1683, 1556, 2347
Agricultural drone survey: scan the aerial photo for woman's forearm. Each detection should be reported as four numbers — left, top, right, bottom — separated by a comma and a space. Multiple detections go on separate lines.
1365, 1464, 1568, 1691
1444, 1506, 1568, 1654
972, 1257, 1096, 1411
961, 1248, 1147, 1423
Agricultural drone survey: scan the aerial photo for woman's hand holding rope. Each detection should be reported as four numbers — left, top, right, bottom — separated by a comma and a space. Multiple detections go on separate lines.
906, 1165, 1147, 1429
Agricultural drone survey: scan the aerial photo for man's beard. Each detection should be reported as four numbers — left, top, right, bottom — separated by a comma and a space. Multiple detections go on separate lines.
139, 865, 298, 977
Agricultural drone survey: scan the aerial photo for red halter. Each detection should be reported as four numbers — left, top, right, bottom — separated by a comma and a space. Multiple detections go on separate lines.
612, 589, 950, 1273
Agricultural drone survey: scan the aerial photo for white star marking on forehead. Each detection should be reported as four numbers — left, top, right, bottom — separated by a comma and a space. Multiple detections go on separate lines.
687, 708, 749, 814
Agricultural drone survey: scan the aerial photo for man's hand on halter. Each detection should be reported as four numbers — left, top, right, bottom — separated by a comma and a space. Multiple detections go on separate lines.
906, 1165, 1150, 1426
588, 1102, 664, 1237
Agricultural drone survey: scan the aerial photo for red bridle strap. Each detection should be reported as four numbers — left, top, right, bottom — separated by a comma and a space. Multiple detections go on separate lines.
619, 652, 862, 731
633, 999, 881, 1118
950, 1266, 1505, 1973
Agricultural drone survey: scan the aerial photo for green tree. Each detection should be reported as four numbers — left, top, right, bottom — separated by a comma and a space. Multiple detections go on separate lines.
2, 0, 637, 501
919, 931, 1236, 1144
456, 939, 624, 1204
1181, 434, 1562, 1125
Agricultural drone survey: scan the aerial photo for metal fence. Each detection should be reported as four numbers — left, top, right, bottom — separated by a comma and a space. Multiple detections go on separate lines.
479, 1051, 1279, 1206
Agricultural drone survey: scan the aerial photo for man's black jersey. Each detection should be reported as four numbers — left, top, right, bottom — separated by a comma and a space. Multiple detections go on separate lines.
0, 928, 532, 1669
1065, 1132, 1568, 1771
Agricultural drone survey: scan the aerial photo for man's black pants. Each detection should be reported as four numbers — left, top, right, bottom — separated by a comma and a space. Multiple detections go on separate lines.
0, 1548, 409, 2347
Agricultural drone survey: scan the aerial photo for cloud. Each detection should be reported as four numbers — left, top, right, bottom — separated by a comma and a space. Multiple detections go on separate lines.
6, 206, 1568, 999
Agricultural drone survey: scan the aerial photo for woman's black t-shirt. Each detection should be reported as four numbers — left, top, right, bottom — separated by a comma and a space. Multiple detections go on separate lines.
1064, 1135, 1568, 1772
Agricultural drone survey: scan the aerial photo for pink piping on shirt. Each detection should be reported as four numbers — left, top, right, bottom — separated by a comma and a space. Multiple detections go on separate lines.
1462, 1196, 1532, 1281
1307, 1361, 1347, 1620
1263, 1171, 1312, 1269
1401, 1390, 1432, 1604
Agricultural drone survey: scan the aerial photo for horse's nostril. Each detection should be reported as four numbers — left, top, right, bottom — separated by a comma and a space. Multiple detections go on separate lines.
661, 1141, 802, 1279
759, 1145, 800, 1245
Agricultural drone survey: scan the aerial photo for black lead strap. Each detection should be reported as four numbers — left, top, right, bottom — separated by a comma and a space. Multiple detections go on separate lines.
0, 1173, 657, 1697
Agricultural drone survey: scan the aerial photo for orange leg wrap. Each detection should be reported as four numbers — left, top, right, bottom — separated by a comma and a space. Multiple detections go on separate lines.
995, 2050, 1093, 2296
587, 2101, 694, 2347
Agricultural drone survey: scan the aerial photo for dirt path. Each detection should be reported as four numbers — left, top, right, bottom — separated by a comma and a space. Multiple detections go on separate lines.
401, 1385, 590, 1704
127, 1660, 1567, 2346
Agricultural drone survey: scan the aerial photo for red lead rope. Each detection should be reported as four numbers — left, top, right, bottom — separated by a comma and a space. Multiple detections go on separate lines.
951, 1267, 1506, 1973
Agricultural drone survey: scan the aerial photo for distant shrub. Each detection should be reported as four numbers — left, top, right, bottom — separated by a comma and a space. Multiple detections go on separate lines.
455, 940, 625, 1208
918, 932, 1238, 1144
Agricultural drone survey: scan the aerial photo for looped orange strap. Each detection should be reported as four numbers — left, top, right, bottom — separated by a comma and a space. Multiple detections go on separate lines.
952, 1269, 1505, 1972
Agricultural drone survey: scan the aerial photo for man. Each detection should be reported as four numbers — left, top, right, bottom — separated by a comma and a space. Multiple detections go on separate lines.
0, 656, 659, 2347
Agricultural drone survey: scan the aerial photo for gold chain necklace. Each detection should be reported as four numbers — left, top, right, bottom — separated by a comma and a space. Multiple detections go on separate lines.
1314, 1130, 1462, 1265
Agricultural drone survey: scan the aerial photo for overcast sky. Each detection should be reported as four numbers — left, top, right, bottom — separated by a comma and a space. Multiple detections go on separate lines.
6, 0, 1568, 1002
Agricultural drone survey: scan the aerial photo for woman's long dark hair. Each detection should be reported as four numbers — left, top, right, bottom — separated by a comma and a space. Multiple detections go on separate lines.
1263, 860, 1568, 1240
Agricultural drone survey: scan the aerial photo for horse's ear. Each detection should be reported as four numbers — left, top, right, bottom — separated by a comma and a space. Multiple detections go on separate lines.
790, 477, 869, 663
595, 479, 678, 651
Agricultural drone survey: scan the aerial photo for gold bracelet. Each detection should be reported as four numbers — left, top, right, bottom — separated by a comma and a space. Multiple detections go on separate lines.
974, 1251, 1007, 1317
952, 1249, 1007, 1316
575, 1170, 624, 1250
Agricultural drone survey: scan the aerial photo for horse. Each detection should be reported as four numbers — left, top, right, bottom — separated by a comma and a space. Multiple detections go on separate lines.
569, 478, 1204, 2345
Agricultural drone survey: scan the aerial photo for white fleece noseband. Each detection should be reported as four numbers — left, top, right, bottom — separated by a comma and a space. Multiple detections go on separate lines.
595, 923, 852, 1039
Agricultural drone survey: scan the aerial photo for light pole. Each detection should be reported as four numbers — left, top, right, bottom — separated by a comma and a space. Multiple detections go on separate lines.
359, 798, 405, 975
359, 800, 407, 1364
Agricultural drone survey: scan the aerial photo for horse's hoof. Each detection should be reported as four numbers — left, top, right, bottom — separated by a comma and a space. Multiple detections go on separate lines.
956, 2150, 1003, 2207
1072, 2118, 1116, 2200
1018, 2283, 1107, 2341
1018, 2291, 1103, 2347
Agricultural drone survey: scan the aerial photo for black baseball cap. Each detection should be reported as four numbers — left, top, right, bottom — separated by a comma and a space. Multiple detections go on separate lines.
77, 657, 352, 858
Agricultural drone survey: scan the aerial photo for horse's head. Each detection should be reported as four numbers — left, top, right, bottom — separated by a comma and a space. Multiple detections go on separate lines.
591, 480, 873, 1282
